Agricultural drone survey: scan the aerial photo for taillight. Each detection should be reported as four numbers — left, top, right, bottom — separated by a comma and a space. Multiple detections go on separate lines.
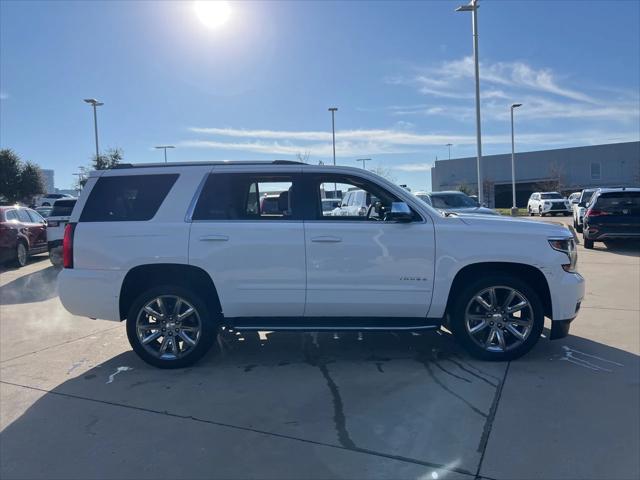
586, 209, 611, 217
63, 223, 76, 269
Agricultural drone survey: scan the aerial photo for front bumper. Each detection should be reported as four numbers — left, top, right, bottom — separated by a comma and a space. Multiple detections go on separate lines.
541, 204, 571, 213
549, 271, 585, 340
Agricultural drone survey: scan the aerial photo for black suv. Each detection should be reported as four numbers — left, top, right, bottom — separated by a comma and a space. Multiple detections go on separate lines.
583, 188, 640, 249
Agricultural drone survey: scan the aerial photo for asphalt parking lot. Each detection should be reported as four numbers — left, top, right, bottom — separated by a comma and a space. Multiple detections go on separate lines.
1, 216, 639, 480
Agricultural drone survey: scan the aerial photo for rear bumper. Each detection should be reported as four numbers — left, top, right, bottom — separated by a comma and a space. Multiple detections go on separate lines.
47, 240, 62, 251
584, 228, 640, 241
58, 268, 124, 321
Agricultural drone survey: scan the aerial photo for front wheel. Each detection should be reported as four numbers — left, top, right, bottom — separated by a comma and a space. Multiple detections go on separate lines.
450, 275, 544, 361
583, 237, 594, 249
126, 285, 218, 368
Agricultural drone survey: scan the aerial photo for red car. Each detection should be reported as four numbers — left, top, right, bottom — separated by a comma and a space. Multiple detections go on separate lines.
0, 206, 48, 267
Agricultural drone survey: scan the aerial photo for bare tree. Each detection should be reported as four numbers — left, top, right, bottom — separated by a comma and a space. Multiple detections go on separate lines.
456, 182, 475, 196
370, 166, 397, 183
536, 162, 564, 192
295, 151, 310, 163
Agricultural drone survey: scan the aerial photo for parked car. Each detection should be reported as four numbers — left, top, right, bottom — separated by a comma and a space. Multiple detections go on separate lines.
527, 192, 571, 216
58, 161, 584, 368
321, 198, 341, 216
567, 192, 581, 204
47, 198, 77, 267
333, 189, 378, 216
415, 191, 499, 215
35, 206, 53, 218
582, 187, 640, 249
572, 188, 597, 233
0, 206, 48, 267
36, 193, 74, 207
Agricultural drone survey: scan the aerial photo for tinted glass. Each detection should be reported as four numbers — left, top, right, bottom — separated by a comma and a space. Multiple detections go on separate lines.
541, 193, 563, 199
595, 192, 640, 213
193, 173, 298, 220
430, 193, 476, 208
27, 209, 44, 223
581, 190, 595, 204
51, 199, 77, 217
16, 209, 31, 223
4, 210, 18, 221
80, 174, 178, 222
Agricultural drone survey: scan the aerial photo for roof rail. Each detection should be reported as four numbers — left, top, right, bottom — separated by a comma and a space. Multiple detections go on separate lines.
112, 160, 305, 170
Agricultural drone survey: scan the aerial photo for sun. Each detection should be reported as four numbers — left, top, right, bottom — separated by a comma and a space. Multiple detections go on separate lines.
194, 1, 232, 29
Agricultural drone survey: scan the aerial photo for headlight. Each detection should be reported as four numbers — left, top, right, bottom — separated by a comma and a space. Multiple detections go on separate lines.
549, 238, 578, 273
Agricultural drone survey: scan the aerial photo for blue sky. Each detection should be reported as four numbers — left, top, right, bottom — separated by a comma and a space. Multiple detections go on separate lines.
1, 0, 639, 191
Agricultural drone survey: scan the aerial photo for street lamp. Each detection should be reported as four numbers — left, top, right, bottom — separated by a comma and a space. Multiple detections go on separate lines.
455, 0, 484, 205
356, 158, 371, 169
510, 103, 522, 216
83, 98, 104, 159
328, 107, 338, 197
155, 145, 175, 163
446, 143, 452, 160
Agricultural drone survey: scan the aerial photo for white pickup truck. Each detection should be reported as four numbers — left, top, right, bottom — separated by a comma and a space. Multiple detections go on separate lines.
58, 161, 585, 368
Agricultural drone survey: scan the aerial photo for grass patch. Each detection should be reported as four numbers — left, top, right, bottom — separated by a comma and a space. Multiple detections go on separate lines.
495, 208, 529, 216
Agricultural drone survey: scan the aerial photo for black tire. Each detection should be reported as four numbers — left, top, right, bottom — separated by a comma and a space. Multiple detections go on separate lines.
583, 237, 594, 249
49, 247, 63, 268
528, 207, 534, 217
126, 285, 218, 369
449, 274, 544, 361
538, 207, 544, 216
563, 212, 571, 217
11, 242, 28, 268
575, 222, 583, 233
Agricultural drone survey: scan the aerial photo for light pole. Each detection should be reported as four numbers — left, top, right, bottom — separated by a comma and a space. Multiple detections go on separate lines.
446, 143, 452, 160
356, 158, 371, 169
83, 98, 104, 159
456, 0, 484, 205
328, 107, 338, 197
510, 103, 522, 216
155, 145, 175, 163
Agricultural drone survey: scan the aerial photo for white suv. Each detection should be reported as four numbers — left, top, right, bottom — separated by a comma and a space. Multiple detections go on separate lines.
527, 192, 571, 216
59, 161, 584, 368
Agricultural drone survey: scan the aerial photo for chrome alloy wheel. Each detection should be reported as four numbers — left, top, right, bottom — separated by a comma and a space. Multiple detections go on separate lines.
464, 286, 534, 352
135, 295, 202, 360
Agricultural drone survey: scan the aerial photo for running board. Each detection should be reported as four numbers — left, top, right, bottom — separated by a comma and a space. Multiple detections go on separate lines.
226, 317, 442, 332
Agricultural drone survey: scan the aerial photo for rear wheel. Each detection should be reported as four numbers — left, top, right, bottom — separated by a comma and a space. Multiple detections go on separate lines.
49, 246, 63, 268
450, 275, 544, 361
126, 285, 218, 368
528, 207, 534, 216
583, 236, 594, 249
12, 242, 28, 268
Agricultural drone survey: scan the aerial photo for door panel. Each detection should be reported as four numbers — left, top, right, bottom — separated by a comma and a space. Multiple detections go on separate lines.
187, 169, 306, 318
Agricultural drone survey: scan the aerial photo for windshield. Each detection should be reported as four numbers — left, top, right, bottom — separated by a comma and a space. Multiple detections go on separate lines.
430, 193, 477, 208
540, 193, 563, 199
581, 190, 595, 204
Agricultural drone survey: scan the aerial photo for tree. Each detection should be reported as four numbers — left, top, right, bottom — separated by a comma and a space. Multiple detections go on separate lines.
0, 150, 45, 204
535, 162, 564, 192
456, 182, 475, 196
18, 162, 46, 203
77, 147, 124, 189
295, 151, 310, 163
370, 166, 397, 183
92, 148, 123, 170
0, 149, 22, 203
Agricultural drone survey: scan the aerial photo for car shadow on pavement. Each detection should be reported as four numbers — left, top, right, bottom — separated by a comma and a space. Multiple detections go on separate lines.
0, 253, 49, 275
599, 241, 640, 257
0, 265, 59, 305
1, 329, 638, 479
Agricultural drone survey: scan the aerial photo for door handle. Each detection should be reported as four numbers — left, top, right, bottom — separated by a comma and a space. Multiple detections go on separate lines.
311, 236, 342, 243
199, 235, 229, 242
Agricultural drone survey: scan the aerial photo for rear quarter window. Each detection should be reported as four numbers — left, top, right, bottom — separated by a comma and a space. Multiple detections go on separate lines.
79, 174, 178, 222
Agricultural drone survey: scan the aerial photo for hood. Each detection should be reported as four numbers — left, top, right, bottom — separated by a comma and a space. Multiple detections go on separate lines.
443, 206, 499, 215
455, 213, 574, 238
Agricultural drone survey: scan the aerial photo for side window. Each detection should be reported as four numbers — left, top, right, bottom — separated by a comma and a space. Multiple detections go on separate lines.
313, 174, 410, 221
5, 210, 18, 221
16, 209, 31, 223
79, 174, 178, 222
27, 209, 44, 223
192, 173, 299, 221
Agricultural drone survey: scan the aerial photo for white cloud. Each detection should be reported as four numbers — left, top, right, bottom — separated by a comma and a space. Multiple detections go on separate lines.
181, 126, 639, 158
394, 163, 433, 172
389, 57, 640, 122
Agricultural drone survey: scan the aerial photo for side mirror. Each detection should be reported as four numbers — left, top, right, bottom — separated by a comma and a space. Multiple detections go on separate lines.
387, 202, 413, 222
